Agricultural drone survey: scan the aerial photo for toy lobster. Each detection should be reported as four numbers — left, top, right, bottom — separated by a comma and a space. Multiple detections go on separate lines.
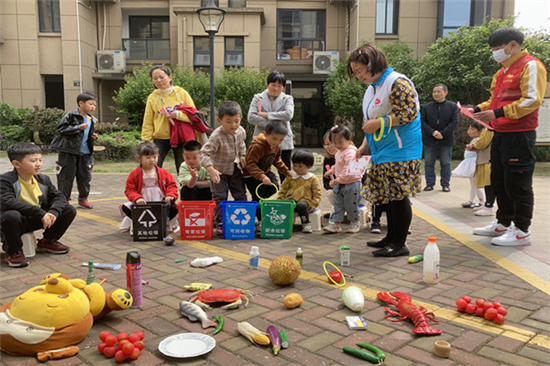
377, 291, 442, 335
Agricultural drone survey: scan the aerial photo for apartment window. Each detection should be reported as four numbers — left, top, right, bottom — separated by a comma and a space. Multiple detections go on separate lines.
129, 16, 169, 39
438, 0, 491, 37
194, 37, 210, 71
38, 0, 61, 33
200, 0, 219, 6
124, 16, 170, 59
229, 0, 246, 7
376, 0, 399, 35
225, 37, 244, 68
277, 9, 326, 60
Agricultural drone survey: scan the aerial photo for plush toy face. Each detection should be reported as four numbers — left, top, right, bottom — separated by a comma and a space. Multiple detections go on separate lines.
10, 278, 90, 328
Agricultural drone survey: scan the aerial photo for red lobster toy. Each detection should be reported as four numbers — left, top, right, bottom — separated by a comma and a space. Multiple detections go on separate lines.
377, 291, 442, 335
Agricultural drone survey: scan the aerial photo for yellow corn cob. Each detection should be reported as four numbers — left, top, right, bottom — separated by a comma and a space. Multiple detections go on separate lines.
237, 322, 271, 345
183, 283, 212, 291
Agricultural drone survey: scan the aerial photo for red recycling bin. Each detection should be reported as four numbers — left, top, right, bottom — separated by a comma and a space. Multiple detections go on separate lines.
177, 201, 216, 240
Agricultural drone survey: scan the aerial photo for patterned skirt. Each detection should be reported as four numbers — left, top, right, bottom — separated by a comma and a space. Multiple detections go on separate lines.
361, 159, 422, 205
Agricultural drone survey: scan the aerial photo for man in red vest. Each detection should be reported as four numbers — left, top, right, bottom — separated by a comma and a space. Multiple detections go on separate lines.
469, 27, 547, 246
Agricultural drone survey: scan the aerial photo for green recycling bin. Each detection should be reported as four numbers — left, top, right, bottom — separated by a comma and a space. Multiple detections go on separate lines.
260, 199, 296, 239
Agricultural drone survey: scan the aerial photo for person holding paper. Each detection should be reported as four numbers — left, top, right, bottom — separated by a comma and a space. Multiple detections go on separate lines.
469, 27, 547, 247
248, 71, 295, 183
349, 43, 422, 257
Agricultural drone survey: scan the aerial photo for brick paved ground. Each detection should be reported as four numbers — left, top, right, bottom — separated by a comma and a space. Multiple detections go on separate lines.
1, 172, 549, 365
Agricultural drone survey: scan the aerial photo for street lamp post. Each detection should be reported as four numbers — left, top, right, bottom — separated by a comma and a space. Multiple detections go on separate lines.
197, 0, 226, 127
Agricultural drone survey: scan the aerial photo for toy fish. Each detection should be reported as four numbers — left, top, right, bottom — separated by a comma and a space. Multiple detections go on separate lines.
183, 283, 213, 292
179, 301, 217, 329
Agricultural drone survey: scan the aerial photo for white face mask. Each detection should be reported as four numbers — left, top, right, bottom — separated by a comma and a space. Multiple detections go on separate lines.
492, 45, 511, 63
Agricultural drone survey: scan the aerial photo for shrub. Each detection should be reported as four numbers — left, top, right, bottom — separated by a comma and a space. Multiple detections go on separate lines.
0, 125, 30, 150
21, 107, 65, 145
95, 132, 141, 161
0, 103, 27, 126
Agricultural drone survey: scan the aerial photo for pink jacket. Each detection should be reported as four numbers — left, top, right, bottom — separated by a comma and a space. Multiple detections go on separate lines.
328, 145, 363, 185
124, 166, 179, 203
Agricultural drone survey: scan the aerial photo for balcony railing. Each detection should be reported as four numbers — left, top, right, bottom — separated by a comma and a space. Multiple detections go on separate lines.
122, 38, 170, 60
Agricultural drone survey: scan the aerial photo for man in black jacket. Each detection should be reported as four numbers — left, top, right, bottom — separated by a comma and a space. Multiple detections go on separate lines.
421, 84, 459, 192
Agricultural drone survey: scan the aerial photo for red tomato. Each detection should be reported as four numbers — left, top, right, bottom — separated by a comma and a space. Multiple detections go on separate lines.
133, 340, 145, 350
117, 332, 129, 341
461, 296, 472, 304
122, 342, 135, 355
475, 306, 486, 317
105, 335, 118, 347
328, 270, 343, 284
99, 331, 111, 342
494, 314, 505, 325
456, 299, 468, 312
103, 346, 117, 358
492, 301, 502, 308
129, 347, 141, 360
97, 342, 107, 354
466, 304, 476, 314
135, 330, 145, 340
114, 350, 127, 362
485, 308, 498, 321
475, 298, 486, 308
497, 306, 508, 316
117, 339, 130, 351
128, 333, 141, 343
483, 302, 494, 311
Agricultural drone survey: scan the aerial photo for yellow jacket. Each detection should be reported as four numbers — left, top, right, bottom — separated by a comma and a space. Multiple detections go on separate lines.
142, 86, 196, 141
278, 172, 322, 212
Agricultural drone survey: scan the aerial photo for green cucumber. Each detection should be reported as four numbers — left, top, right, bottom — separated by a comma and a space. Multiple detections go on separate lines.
356, 343, 386, 362
279, 329, 289, 349
343, 346, 380, 363
408, 254, 423, 263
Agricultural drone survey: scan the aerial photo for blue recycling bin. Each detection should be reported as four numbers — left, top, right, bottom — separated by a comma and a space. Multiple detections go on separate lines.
221, 201, 258, 240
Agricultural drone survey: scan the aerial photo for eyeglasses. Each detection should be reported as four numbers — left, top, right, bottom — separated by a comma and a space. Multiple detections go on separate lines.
352, 68, 367, 77
324, 143, 333, 147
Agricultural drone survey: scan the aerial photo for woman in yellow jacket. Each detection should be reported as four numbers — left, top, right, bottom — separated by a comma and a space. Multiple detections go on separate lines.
142, 65, 196, 174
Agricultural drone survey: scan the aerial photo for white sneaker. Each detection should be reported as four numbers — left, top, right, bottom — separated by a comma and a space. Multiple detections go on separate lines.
474, 206, 494, 216
473, 222, 509, 236
473, 204, 485, 211
323, 222, 342, 233
347, 221, 361, 233
302, 222, 313, 233
491, 227, 532, 246
169, 217, 180, 234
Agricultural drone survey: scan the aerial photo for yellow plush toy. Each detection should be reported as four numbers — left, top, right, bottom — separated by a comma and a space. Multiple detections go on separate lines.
0, 273, 132, 360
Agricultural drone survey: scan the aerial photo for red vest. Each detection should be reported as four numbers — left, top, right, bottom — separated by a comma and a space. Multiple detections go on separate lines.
489, 54, 544, 132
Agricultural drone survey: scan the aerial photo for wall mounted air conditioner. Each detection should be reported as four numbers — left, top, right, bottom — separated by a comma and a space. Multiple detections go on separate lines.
97, 50, 126, 73
313, 51, 339, 74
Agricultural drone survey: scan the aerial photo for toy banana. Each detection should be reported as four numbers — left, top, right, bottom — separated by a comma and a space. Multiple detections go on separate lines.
183, 283, 212, 292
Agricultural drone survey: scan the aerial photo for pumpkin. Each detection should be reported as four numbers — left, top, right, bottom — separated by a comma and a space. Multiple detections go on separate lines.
269, 256, 301, 285
283, 293, 303, 309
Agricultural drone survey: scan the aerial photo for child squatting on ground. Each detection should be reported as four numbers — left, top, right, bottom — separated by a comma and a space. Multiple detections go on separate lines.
243, 121, 291, 228
277, 149, 322, 233
323, 124, 363, 233
119, 142, 180, 234
178, 140, 212, 201
0, 143, 76, 268
200, 101, 248, 236
50, 92, 98, 209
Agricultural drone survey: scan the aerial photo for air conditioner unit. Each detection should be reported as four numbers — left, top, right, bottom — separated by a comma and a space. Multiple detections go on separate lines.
313, 51, 339, 74
97, 50, 126, 73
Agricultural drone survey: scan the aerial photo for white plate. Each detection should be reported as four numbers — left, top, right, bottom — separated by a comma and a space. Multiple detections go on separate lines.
158, 333, 216, 358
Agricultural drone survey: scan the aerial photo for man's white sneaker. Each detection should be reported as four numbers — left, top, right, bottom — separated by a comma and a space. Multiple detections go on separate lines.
473, 222, 509, 236
491, 227, 532, 246
323, 221, 342, 233
347, 221, 361, 233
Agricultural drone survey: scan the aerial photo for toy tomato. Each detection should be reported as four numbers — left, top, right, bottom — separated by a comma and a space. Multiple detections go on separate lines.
497, 306, 508, 316
466, 304, 476, 314
456, 299, 468, 312
461, 296, 472, 304
475, 307, 486, 317
328, 270, 343, 284
475, 298, 486, 308
485, 308, 498, 321
494, 314, 505, 325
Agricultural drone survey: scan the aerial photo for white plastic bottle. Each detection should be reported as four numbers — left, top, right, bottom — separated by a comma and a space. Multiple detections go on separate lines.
249, 246, 259, 270
296, 247, 303, 266
423, 237, 440, 284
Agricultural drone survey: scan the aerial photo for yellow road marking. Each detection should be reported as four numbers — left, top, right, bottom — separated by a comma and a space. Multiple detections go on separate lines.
81, 200, 550, 350
412, 207, 550, 296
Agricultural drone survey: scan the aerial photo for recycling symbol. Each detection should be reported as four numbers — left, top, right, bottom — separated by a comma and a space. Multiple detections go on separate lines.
137, 209, 157, 227
230, 208, 251, 225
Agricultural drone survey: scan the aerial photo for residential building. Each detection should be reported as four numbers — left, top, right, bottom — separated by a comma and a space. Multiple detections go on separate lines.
0, 0, 514, 147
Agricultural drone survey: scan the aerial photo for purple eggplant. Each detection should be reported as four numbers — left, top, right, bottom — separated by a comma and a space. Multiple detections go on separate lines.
266, 325, 281, 355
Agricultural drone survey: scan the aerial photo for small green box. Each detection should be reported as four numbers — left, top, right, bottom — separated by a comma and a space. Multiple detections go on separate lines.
260, 200, 296, 239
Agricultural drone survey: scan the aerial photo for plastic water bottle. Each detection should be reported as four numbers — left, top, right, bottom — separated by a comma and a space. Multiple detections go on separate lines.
423, 237, 440, 284
249, 246, 259, 270
296, 247, 303, 266
126, 251, 142, 307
